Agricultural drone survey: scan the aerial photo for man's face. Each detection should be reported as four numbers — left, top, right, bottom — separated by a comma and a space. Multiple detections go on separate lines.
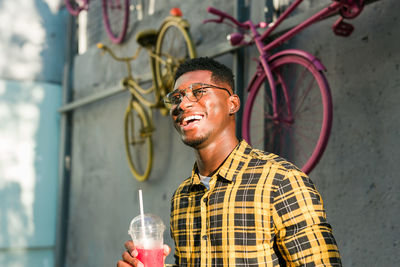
170, 70, 233, 148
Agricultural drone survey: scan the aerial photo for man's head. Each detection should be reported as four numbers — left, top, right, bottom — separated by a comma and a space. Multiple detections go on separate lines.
167, 57, 240, 148
175, 57, 235, 94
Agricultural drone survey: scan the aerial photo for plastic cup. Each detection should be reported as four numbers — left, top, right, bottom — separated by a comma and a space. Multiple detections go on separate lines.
128, 213, 166, 267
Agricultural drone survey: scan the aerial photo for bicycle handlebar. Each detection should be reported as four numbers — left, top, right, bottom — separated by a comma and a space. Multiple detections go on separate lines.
204, 7, 269, 32
97, 43, 140, 62
203, 6, 250, 30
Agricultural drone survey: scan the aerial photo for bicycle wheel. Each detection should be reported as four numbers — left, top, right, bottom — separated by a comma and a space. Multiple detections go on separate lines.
102, 0, 129, 44
65, 0, 88, 16
124, 100, 153, 181
154, 17, 197, 98
242, 54, 332, 174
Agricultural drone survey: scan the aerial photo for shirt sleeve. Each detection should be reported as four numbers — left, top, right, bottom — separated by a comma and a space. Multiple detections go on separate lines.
272, 168, 342, 266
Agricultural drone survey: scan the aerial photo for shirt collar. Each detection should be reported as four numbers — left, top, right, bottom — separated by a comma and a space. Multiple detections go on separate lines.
189, 140, 249, 188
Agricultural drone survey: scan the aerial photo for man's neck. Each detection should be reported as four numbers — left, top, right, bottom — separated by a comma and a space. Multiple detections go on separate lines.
195, 135, 239, 177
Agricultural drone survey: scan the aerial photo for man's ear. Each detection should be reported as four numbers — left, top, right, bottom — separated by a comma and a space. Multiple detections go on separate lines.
228, 94, 240, 114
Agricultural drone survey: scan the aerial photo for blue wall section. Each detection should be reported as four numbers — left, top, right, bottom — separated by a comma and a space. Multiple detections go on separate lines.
0, 80, 62, 266
0, 0, 67, 265
0, 249, 54, 267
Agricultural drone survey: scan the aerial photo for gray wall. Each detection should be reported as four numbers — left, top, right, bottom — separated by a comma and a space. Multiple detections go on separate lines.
297, 2, 400, 265
63, 0, 399, 266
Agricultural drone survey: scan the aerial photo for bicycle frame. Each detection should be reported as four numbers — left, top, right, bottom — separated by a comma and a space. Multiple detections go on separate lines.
98, 11, 196, 111
207, 0, 362, 119
65, 0, 130, 44
255, 1, 361, 118
97, 43, 163, 106
259, 0, 362, 52
65, 0, 89, 16
205, 0, 364, 173
97, 8, 196, 181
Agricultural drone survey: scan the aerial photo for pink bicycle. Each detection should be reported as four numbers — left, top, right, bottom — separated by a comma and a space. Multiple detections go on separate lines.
204, 0, 364, 174
65, 0, 130, 44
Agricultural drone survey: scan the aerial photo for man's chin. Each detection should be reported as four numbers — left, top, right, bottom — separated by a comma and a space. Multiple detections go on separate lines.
182, 136, 208, 148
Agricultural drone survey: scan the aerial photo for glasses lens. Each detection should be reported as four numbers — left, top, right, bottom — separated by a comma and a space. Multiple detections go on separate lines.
164, 83, 207, 108
187, 83, 204, 102
166, 91, 182, 105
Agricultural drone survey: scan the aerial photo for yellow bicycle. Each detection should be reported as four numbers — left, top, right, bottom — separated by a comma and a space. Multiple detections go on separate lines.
98, 8, 197, 181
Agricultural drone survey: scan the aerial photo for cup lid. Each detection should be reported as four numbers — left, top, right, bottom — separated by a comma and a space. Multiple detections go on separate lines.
128, 213, 165, 234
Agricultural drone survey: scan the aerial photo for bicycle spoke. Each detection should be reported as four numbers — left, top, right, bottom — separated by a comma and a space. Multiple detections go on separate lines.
244, 55, 332, 174
292, 77, 318, 115
155, 20, 196, 95
124, 103, 153, 181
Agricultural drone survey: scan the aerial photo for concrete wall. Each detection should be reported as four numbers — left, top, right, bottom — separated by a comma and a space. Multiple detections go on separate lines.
0, 0, 66, 266
64, 0, 399, 266
293, 2, 400, 265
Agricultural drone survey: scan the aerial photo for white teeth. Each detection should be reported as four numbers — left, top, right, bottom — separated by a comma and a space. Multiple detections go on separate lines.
183, 115, 203, 122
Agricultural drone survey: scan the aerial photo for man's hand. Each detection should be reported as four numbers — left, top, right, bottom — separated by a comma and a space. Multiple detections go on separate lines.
117, 240, 171, 267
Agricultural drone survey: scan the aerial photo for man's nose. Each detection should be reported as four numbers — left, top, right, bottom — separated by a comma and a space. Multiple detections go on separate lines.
177, 93, 194, 110
171, 95, 192, 116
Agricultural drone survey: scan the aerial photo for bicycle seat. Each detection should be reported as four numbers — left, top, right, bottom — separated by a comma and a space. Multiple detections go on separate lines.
136, 29, 158, 48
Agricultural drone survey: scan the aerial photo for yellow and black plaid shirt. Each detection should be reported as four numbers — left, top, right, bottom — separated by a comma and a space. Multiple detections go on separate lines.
170, 140, 341, 266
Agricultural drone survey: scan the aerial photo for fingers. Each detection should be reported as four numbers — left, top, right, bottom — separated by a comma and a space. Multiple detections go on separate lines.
119, 241, 143, 267
124, 240, 138, 257
117, 259, 143, 267
120, 250, 143, 267
163, 244, 171, 262
121, 241, 169, 267
163, 244, 171, 256
116, 260, 133, 267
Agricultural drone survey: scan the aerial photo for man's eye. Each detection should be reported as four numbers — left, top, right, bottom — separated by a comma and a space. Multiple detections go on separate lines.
192, 89, 205, 97
170, 94, 181, 103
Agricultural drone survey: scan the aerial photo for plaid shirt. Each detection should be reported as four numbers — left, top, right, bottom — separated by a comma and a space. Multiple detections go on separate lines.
170, 140, 341, 266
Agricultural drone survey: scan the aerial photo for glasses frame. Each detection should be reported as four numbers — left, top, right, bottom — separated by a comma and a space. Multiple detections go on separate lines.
164, 83, 232, 108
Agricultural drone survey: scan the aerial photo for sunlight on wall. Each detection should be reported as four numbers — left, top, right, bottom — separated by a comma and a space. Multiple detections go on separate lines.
0, 0, 63, 80
0, 1, 64, 266
0, 81, 43, 246
43, 0, 63, 14
0, 1, 43, 79
78, 11, 88, 54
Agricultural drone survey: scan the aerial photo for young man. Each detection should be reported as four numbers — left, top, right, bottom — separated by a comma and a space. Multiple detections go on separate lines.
118, 57, 341, 266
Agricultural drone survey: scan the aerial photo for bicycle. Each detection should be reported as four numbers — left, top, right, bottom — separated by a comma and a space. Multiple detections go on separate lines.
97, 8, 197, 181
204, 0, 365, 174
65, 0, 132, 43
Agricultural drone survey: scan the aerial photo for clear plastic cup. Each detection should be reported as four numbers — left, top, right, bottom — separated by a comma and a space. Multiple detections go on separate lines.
128, 213, 165, 267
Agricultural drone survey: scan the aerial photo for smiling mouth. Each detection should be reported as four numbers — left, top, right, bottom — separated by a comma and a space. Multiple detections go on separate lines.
180, 114, 204, 126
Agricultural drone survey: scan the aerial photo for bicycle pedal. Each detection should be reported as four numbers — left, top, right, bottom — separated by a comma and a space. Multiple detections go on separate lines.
332, 17, 354, 37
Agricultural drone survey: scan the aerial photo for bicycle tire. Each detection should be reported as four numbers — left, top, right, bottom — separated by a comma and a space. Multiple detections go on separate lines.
65, 0, 88, 16
102, 0, 129, 44
154, 17, 197, 99
124, 100, 153, 181
242, 54, 332, 174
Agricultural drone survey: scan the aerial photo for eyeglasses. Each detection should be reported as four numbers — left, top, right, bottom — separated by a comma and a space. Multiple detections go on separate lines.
164, 83, 231, 108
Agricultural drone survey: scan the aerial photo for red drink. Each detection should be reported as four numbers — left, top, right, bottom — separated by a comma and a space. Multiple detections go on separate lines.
136, 248, 164, 267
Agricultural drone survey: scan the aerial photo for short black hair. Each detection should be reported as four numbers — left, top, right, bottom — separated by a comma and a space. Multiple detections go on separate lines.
174, 57, 235, 92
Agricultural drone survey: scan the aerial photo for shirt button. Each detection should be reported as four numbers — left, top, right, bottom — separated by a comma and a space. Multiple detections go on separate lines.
202, 235, 208, 240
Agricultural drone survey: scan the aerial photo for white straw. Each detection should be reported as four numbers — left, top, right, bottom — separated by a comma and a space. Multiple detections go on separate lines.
138, 190, 146, 238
